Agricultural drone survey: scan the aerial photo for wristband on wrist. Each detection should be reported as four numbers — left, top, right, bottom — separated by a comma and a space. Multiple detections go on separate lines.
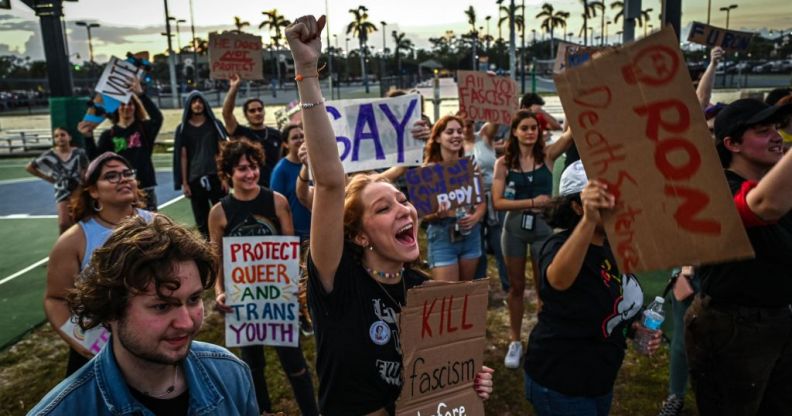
301, 98, 325, 110
295, 72, 319, 82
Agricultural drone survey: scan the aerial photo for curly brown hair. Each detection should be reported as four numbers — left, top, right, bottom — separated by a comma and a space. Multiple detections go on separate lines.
68, 215, 218, 330
217, 138, 266, 187
424, 115, 464, 164
504, 110, 546, 170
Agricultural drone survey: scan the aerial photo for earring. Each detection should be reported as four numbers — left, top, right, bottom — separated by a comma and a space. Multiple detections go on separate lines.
368, 244, 374, 251
92, 200, 103, 212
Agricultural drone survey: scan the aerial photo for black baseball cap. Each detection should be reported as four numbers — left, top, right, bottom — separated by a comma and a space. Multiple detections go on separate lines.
714, 98, 792, 142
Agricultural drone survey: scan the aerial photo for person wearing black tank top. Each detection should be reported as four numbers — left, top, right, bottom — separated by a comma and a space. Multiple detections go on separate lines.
208, 139, 319, 416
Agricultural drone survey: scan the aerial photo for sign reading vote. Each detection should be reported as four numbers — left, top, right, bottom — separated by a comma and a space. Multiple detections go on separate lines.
326, 94, 424, 173
687, 22, 754, 52
457, 70, 518, 124
209, 31, 264, 80
405, 158, 482, 217
395, 280, 489, 416
94, 56, 140, 104
554, 26, 754, 273
223, 236, 300, 347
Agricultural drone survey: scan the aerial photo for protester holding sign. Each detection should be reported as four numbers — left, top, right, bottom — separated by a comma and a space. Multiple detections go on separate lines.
685, 98, 792, 415
94, 77, 163, 212
286, 14, 493, 416
492, 110, 573, 369
26, 127, 89, 234
44, 152, 153, 377
524, 161, 656, 415
208, 139, 318, 416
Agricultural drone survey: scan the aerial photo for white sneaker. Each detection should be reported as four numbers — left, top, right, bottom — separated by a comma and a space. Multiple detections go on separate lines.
504, 341, 523, 369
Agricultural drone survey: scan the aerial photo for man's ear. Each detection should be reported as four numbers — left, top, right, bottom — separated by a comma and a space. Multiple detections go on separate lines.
723, 136, 741, 153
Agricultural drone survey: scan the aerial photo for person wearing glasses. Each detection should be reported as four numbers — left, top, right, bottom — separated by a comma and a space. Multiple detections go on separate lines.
222, 73, 283, 187
44, 152, 154, 378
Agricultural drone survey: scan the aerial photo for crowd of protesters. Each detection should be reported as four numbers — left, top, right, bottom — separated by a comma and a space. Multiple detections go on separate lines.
21, 11, 792, 416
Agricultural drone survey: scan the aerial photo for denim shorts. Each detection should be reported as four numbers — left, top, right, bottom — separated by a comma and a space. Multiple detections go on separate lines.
524, 372, 613, 416
426, 219, 482, 268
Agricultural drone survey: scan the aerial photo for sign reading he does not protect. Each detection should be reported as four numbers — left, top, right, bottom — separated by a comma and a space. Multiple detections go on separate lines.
209, 31, 264, 80
554, 26, 754, 273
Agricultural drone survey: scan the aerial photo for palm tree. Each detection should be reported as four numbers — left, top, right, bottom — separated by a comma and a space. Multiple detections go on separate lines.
499, 1, 523, 79
495, 0, 504, 41
347, 5, 378, 93
259, 9, 291, 49
588, 1, 606, 45
536, 4, 569, 58
611, 1, 624, 24
233, 16, 250, 33
391, 31, 413, 76
637, 8, 653, 37
464, 5, 478, 70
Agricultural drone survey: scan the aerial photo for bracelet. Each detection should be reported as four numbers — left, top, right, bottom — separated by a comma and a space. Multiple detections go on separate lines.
295, 73, 319, 82
301, 98, 325, 110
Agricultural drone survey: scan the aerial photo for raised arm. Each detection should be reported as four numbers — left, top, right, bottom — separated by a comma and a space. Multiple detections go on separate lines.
696, 47, 724, 110
286, 15, 345, 292
544, 125, 574, 163
134, 79, 163, 142
295, 147, 314, 210
222, 74, 242, 135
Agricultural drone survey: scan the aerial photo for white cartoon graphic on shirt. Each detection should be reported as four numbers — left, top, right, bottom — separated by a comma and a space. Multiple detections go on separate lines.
603, 273, 644, 337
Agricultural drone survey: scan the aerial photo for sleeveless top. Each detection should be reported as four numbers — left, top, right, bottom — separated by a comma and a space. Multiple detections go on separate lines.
505, 164, 553, 201
79, 209, 154, 270
220, 187, 281, 237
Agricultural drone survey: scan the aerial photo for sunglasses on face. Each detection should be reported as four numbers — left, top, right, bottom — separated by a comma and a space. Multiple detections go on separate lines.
101, 169, 137, 184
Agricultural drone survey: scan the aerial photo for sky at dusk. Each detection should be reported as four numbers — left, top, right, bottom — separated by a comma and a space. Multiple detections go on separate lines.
1, 0, 790, 63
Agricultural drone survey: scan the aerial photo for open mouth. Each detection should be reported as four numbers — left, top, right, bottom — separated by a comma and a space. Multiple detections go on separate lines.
769, 145, 783, 153
395, 223, 416, 245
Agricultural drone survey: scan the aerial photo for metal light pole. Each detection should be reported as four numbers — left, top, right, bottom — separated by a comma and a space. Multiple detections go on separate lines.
75, 21, 100, 64
520, 0, 526, 93
188, 0, 199, 85
345, 37, 350, 84
380, 21, 387, 81
162, 0, 179, 108
326, 0, 334, 99
169, 17, 186, 64
486, 16, 491, 49
720, 4, 738, 29
605, 20, 611, 45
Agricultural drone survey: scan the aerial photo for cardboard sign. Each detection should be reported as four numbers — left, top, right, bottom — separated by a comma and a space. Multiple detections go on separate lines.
565, 46, 610, 70
326, 94, 424, 173
60, 317, 110, 355
457, 71, 519, 124
554, 26, 754, 273
405, 158, 483, 217
209, 32, 264, 80
223, 236, 300, 347
688, 22, 754, 52
94, 56, 140, 104
395, 280, 489, 416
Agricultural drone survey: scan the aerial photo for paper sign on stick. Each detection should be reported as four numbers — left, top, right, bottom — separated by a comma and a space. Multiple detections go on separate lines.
553, 26, 754, 273
554, 41, 579, 73
209, 32, 264, 80
405, 158, 482, 217
223, 236, 300, 347
395, 280, 489, 416
457, 70, 519, 124
326, 94, 423, 173
94, 56, 140, 104
687, 22, 754, 52
60, 317, 110, 355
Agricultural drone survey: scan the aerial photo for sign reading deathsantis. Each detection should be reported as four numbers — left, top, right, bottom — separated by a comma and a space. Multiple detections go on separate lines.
687, 22, 754, 52
457, 70, 519, 124
94, 56, 141, 104
223, 236, 300, 347
326, 93, 424, 173
395, 280, 488, 416
405, 158, 483, 217
209, 31, 264, 80
554, 26, 754, 273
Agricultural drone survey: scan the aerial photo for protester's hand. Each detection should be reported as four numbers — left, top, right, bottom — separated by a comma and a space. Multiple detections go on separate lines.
214, 293, 233, 314
130, 77, 143, 96
532, 194, 551, 208
580, 180, 615, 225
474, 366, 494, 400
228, 73, 241, 91
298, 142, 309, 165
77, 120, 98, 137
710, 47, 724, 64
410, 119, 431, 141
182, 182, 192, 198
633, 323, 664, 355
459, 210, 481, 230
285, 15, 325, 73
436, 200, 451, 216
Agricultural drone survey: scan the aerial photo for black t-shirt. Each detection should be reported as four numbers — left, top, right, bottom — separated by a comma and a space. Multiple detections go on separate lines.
524, 230, 644, 397
129, 387, 189, 415
183, 120, 220, 182
700, 170, 792, 307
220, 187, 280, 237
231, 125, 282, 187
307, 246, 427, 416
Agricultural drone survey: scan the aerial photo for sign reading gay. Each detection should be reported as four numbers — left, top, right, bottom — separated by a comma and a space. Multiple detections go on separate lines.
457, 70, 518, 124
687, 22, 754, 52
395, 280, 488, 416
326, 94, 424, 173
94, 56, 141, 104
223, 236, 300, 347
405, 158, 482, 217
209, 31, 264, 80
554, 26, 754, 273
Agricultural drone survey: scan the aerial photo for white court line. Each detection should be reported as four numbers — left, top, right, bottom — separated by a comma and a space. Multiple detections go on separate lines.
0, 214, 57, 219
0, 194, 186, 286
0, 177, 38, 185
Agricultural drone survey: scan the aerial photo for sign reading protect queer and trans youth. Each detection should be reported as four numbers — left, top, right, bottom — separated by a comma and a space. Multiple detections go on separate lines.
405, 158, 483, 217
223, 236, 300, 347
688, 22, 754, 52
60, 317, 110, 355
554, 26, 754, 273
457, 71, 518, 124
94, 56, 140, 104
326, 94, 423, 173
208, 32, 264, 80
395, 280, 488, 416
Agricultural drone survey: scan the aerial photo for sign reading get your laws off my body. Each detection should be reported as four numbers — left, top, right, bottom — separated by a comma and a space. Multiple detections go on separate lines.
325, 93, 424, 173
396, 280, 488, 416
457, 71, 518, 124
405, 158, 483, 217
209, 32, 264, 80
223, 236, 300, 347
554, 26, 754, 273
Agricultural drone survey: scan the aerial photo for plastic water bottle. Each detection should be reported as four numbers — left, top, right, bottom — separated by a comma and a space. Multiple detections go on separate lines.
455, 207, 471, 236
637, 296, 665, 355
504, 181, 516, 200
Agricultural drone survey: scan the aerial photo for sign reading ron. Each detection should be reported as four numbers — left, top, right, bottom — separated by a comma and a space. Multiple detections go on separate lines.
208, 31, 264, 80
554, 26, 754, 273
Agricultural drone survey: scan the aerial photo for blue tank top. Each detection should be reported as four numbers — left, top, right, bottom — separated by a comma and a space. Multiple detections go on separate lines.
79, 209, 154, 271
505, 165, 553, 200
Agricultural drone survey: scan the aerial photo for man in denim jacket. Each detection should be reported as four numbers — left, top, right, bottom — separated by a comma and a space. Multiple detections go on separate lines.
28, 215, 258, 416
